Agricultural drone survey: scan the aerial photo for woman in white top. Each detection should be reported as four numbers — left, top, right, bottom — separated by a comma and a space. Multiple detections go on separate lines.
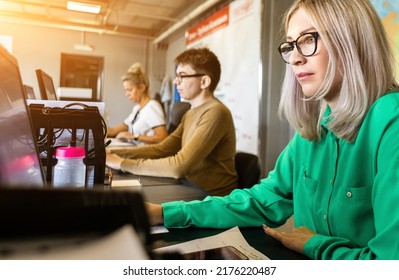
107, 63, 168, 144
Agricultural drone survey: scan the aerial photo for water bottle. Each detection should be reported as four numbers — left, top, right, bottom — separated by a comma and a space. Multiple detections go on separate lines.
52, 147, 86, 188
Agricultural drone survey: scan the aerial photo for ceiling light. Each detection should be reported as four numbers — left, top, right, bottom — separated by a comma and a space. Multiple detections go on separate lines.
73, 31, 94, 51
67, 1, 101, 14
73, 43, 94, 51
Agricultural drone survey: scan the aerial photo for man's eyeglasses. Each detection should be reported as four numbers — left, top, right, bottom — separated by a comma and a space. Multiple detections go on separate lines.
175, 73, 205, 84
278, 32, 319, 64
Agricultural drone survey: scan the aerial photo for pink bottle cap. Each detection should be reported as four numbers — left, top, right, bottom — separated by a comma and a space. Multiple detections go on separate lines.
55, 147, 86, 158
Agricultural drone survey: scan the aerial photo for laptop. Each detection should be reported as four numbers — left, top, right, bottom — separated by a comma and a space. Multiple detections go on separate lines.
0, 48, 45, 188
0, 45, 151, 257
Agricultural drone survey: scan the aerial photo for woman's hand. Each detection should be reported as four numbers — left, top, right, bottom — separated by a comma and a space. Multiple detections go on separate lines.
106, 153, 124, 170
262, 225, 316, 254
116, 131, 134, 140
145, 202, 164, 225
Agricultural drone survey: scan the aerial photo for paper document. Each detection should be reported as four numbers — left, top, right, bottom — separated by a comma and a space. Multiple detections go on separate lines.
2, 225, 149, 260
153, 226, 269, 260
106, 137, 137, 148
151, 225, 169, 234
111, 179, 142, 191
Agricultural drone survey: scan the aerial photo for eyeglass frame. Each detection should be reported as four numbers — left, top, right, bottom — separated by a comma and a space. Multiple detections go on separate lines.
175, 73, 206, 84
278, 32, 320, 64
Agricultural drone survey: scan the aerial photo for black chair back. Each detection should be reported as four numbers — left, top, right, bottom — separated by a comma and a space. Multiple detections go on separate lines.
235, 152, 261, 188
167, 101, 191, 133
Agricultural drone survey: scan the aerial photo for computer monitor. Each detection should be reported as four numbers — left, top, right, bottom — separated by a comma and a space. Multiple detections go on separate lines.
0, 45, 46, 187
23, 84, 36, 99
35, 69, 57, 100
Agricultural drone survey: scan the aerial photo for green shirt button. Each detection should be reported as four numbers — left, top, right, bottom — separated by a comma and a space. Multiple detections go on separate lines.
347, 191, 352, 198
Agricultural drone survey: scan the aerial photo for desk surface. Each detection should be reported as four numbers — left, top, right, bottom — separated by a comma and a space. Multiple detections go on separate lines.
152, 227, 309, 260
111, 171, 209, 204
0, 174, 307, 260
110, 171, 308, 260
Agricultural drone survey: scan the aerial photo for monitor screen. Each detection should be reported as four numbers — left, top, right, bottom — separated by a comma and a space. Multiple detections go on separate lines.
35, 69, 57, 100
0, 45, 45, 187
23, 84, 36, 99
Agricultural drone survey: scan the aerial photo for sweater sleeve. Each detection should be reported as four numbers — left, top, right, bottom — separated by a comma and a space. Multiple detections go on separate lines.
111, 124, 183, 159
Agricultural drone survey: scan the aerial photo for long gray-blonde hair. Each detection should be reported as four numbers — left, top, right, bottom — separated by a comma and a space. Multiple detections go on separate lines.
278, 0, 397, 142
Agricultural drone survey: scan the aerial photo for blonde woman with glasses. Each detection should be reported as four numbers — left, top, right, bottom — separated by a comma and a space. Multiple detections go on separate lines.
146, 0, 399, 259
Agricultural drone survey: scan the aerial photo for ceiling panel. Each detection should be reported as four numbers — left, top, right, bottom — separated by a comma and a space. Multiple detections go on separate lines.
0, 0, 223, 41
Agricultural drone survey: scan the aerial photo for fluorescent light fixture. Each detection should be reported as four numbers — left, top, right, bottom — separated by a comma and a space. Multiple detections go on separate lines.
73, 31, 94, 51
67, 1, 101, 14
74, 43, 94, 51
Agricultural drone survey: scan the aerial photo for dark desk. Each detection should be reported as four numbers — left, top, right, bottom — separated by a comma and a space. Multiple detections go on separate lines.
0, 177, 307, 260
110, 171, 209, 204
110, 171, 309, 260
152, 227, 309, 260
143, 181, 209, 204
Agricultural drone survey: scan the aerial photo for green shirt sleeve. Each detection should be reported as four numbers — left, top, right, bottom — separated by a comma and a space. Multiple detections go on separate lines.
163, 142, 296, 229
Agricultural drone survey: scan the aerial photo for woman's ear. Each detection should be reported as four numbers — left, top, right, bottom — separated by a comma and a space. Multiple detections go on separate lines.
139, 83, 147, 93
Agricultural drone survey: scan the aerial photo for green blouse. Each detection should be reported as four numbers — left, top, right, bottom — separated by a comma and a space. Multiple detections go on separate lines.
163, 92, 399, 260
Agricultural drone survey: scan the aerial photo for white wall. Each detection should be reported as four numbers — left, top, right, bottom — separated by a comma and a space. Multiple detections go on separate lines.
165, 34, 186, 83
0, 22, 163, 128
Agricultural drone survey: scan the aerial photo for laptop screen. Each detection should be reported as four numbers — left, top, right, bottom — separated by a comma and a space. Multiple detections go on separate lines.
0, 45, 46, 187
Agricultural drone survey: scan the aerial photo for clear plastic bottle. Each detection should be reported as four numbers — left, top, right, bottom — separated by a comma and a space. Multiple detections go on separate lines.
52, 147, 86, 188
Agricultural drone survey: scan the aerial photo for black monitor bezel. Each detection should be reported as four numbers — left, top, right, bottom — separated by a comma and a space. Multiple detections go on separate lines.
35, 69, 57, 100
23, 84, 36, 99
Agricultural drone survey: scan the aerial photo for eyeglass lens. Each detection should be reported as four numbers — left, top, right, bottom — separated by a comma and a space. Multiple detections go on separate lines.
278, 32, 318, 63
176, 73, 205, 83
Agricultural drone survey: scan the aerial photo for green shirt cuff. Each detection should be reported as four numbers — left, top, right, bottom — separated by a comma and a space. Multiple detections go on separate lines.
304, 234, 321, 260
162, 201, 188, 228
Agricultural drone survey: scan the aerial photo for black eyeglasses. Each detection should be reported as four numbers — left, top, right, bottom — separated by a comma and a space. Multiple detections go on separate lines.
278, 32, 319, 64
175, 73, 205, 83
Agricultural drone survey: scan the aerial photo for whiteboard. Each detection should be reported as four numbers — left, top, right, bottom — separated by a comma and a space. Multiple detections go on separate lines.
186, 0, 261, 155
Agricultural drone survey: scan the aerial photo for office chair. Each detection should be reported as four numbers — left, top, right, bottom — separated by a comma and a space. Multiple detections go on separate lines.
234, 152, 261, 189
167, 101, 191, 134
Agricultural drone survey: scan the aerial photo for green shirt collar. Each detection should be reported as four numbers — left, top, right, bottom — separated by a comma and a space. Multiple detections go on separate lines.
321, 105, 332, 128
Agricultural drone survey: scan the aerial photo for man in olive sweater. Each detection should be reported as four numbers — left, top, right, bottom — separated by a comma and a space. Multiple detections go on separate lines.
106, 48, 237, 196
